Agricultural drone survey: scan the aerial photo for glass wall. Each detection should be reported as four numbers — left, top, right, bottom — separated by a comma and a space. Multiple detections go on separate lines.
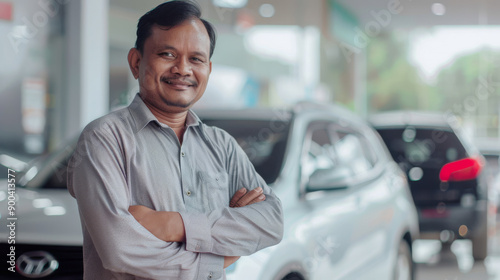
0, 0, 66, 159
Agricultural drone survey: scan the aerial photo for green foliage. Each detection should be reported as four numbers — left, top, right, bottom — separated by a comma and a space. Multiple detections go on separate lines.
366, 31, 500, 137
366, 33, 440, 113
435, 49, 500, 113
434, 49, 500, 137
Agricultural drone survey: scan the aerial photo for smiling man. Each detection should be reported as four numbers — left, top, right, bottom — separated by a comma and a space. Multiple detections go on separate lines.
67, 1, 283, 280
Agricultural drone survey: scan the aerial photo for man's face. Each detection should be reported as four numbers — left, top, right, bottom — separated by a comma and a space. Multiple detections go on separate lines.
130, 19, 212, 113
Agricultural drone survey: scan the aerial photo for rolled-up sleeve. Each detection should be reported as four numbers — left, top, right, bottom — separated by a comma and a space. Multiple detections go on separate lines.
68, 125, 224, 280
181, 133, 284, 256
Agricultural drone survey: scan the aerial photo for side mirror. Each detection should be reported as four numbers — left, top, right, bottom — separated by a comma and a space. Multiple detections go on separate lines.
306, 168, 350, 192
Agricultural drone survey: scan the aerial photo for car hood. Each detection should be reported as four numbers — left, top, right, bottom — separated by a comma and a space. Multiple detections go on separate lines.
0, 180, 82, 245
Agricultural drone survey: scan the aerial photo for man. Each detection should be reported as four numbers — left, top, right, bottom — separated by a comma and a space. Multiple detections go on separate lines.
67, 1, 283, 279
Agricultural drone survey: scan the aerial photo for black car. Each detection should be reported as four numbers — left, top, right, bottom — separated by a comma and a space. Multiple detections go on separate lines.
370, 111, 490, 260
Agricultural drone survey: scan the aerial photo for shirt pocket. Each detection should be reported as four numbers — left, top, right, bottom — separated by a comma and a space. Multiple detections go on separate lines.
196, 170, 230, 212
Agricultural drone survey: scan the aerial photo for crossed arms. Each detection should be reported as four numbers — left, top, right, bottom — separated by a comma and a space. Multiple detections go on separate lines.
129, 186, 267, 268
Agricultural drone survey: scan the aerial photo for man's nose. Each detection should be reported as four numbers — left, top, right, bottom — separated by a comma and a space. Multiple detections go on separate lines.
171, 57, 192, 76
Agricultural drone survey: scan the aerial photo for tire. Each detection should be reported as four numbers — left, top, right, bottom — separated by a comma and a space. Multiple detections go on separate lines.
281, 273, 304, 280
472, 219, 488, 261
393, 240, 413, 280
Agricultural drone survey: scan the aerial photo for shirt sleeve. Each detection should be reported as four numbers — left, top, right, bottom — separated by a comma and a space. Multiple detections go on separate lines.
180, 130, 284, 257
67, 123, 224, 280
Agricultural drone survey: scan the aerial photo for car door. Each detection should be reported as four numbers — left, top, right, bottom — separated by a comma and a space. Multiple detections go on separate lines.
299, 120, 361, 280
328, 124, 397, 279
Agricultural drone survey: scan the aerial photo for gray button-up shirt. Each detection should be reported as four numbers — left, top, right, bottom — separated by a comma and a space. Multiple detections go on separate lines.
67, 94, 283, 280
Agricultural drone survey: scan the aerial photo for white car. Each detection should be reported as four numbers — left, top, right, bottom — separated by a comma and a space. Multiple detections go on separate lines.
0, 102, 419, 280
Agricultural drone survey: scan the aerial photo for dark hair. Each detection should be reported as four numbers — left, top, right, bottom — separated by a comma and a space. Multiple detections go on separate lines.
135, 0, 217, 58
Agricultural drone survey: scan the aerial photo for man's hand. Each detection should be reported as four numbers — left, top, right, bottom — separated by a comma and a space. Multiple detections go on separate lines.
128, 205, 185, 242
229, 187, 266, 208
224, 256, 240, 268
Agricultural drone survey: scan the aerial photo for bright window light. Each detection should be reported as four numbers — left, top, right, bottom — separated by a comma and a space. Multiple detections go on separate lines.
409, 27, 500, 83
431, 3, 446, 16
44, 206, 67, 216
259, 4, 275, 18
212, 0, 247, 9
33, 198, 53, 208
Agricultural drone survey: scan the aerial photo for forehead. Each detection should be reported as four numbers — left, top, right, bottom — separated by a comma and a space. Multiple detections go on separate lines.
146, 19, 210, 53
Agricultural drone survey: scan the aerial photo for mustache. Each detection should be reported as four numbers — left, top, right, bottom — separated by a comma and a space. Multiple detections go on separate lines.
161, 76, 197, 87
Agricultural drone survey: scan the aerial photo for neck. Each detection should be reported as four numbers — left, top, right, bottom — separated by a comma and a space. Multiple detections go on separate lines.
142, 100, 188, 143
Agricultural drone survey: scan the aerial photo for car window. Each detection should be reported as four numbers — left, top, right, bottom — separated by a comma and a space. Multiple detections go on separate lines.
304, 126, 336, 175
302, 122, 353, 184
302, 121, 378, 186
376, 127, 468, 168
333, 130, 376, 176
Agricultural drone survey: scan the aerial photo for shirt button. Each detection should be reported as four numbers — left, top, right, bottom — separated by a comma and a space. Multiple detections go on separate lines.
208, 272, 213, 279
181, 151, 185, 157
186, 190, 191, 196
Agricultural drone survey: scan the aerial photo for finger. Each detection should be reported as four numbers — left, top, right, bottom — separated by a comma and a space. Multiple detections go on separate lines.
233, 187, 263, 207
246, 194, 266, 206
230, 188, 247, 207
128, 205, 153, 218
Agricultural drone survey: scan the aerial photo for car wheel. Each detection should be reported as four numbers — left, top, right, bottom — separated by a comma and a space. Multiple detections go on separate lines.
393, 240, 413, 280
281, 272, 304, 280
472, 219, 488, 260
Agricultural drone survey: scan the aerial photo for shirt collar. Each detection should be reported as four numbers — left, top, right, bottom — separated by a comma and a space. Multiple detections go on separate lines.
128, 93, 202, 133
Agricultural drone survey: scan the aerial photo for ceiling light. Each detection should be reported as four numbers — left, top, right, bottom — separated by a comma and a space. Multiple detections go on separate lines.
431, 3, 446, 16
212, 0, 248, 9
259, 4, 275, 18
33, 198, 53, 208
44, 206, 67, 216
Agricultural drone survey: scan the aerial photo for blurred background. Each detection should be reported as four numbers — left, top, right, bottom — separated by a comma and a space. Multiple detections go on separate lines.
0, 0, 499, 159
0, 0, 500, 278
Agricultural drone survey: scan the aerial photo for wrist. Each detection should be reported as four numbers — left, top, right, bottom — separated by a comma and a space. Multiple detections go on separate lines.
165, 212, 186, 242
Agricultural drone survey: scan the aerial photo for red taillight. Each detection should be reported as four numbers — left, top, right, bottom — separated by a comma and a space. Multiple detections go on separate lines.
439, 158, 483, 182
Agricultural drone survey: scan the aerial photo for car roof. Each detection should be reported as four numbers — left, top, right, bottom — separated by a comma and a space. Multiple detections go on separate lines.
194, 107, 293, 121
194, 100, 362, 124
369, 110, 458, 129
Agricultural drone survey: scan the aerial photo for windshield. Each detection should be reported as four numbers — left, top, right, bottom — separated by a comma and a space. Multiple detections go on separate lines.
18, 141, 76, 189
202, 119, 290, 185
376, 127, 468, 168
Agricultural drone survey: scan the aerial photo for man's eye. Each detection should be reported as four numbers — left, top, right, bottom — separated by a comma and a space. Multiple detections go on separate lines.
191, 57, 204, 63
160, 52, 174, 57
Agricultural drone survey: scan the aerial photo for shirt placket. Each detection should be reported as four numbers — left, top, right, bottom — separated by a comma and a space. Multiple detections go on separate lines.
180, 130, 195, 207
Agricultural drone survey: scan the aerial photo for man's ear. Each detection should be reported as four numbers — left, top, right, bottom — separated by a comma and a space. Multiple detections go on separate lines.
128, 48, 141, 79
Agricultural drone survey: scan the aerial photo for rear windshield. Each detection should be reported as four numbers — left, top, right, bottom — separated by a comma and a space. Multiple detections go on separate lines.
202, 119, 290, 185
376, 127, 468, 168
